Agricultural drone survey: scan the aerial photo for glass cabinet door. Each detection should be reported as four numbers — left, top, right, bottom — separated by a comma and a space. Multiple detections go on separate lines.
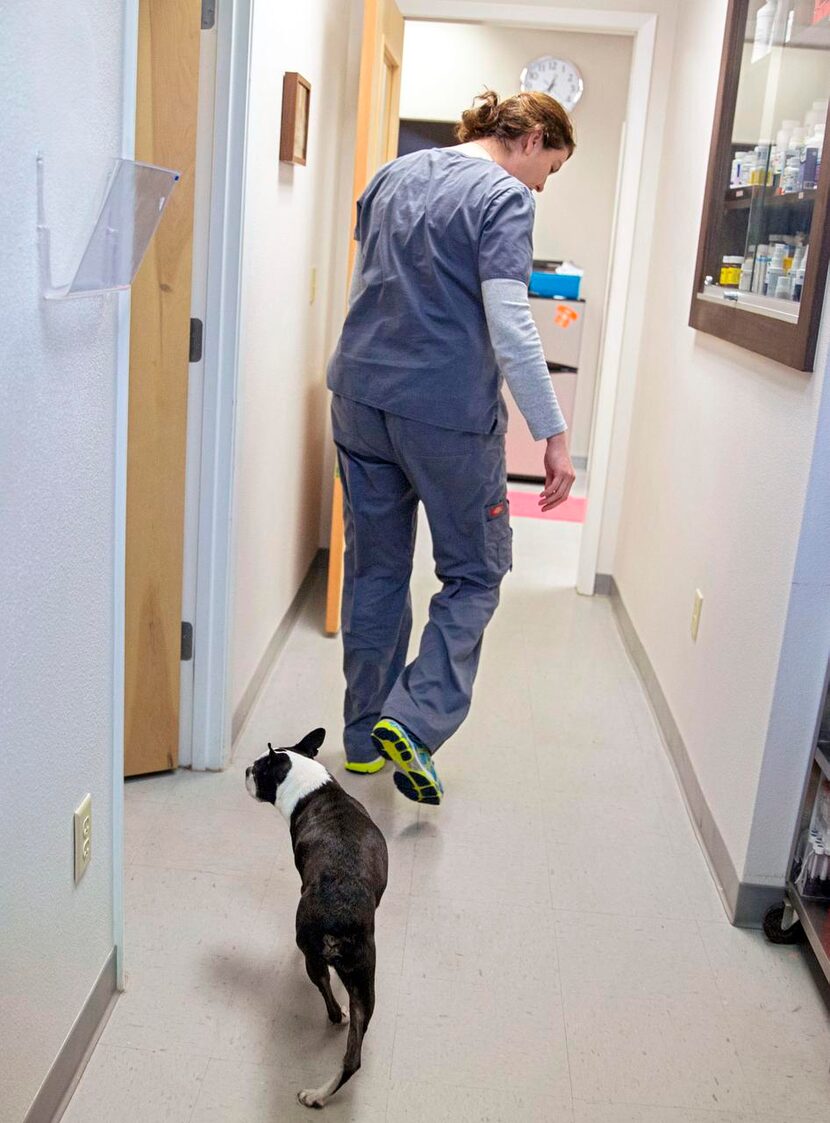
691, 0, 830, 368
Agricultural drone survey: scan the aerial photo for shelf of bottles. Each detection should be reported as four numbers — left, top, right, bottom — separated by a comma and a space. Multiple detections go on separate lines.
698, 0, 829, 326
787, 686, 830, 974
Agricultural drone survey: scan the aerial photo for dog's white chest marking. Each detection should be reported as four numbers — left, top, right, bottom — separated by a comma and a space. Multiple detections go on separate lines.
276, 751, 331, 819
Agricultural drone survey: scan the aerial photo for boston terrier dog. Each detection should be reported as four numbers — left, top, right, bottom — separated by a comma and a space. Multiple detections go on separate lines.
245, 728, 388, 1109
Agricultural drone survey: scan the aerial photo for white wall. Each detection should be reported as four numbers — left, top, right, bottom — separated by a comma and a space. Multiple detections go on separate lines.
0, 2, 125, 1116
399, 21, 632, 460
231, 0, 359, 711
612, 0, 830, 880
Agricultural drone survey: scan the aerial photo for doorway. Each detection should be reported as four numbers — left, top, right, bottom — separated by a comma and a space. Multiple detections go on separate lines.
323, 0, 659, 619
397, 17, 632, 590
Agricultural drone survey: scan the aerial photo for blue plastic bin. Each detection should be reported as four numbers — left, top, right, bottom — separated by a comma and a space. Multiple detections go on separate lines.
529, 271, 581, 299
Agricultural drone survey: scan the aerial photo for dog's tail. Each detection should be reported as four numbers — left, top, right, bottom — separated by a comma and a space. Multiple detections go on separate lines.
322, 933, 353, 962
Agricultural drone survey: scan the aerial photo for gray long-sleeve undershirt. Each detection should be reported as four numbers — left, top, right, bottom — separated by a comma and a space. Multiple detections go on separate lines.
348, 246, 566, 441
481, 278, 566, 441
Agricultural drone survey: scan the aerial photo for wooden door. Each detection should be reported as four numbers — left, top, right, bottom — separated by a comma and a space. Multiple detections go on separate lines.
325, 0, 404, 634
125, 0, 201, 774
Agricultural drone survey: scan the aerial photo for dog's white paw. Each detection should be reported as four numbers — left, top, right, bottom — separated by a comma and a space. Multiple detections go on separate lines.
298, 1089, 325, 1109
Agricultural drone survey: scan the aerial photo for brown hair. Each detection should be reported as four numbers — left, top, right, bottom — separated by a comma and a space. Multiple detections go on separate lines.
456, 89, 576, 154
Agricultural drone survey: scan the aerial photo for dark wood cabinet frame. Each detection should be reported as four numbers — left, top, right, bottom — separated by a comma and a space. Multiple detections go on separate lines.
689, 0, 830, 372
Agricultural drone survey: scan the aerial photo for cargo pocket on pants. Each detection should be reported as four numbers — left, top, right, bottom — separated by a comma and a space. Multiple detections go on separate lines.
483, 498, 512, 581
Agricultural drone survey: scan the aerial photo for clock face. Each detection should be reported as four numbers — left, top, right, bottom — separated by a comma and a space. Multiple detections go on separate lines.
520, 56, 584, 111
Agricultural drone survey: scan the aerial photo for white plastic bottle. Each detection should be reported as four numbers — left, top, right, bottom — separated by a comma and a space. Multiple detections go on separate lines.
787, 126, 806, 187
765, 243, 787, 296
781, 155, 801, 193
753, 245, 771, 295
731, 152, 747, 188
740, 152, 755, 187
793, 244, 809, 301
775, 274, 794, 300
739, 255, 754, 293
802, 124, 824, 190
773, 120, 799, 184
752, 0, 776, 61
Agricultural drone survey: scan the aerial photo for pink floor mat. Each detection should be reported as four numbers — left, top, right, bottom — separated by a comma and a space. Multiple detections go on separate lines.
507, 489, 587, 523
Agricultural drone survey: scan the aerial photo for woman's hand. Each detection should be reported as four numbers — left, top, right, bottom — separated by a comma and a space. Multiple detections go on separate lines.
539, 432, 575, 511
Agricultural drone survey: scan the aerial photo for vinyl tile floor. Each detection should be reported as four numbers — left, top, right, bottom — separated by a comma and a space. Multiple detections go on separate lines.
65, 506, 830, 1122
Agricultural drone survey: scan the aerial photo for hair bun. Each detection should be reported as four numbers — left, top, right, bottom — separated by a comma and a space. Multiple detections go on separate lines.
457, 89, 501, 142
476, 90, 499, 122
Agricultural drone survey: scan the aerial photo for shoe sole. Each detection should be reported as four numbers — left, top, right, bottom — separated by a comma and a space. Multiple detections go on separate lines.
372, 721, 443, 805
343, 757, 386, 775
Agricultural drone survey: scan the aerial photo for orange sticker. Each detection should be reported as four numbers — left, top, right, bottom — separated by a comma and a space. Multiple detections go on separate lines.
555, 304, 580, 329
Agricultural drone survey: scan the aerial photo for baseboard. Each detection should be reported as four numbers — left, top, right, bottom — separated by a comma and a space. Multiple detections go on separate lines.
593, 572, 613, 595
232, 550, 326, 746
609, 578, 776, 929
25, 948, 118, 1123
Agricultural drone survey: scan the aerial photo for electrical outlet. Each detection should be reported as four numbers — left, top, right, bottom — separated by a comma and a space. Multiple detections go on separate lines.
74, 794, 92, 884
309, 266, 317, 305
691, 589, 703, 642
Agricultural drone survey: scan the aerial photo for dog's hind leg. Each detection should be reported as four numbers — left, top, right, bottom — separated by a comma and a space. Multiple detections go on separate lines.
304, 954, 349, 1026
298, 962, 375, 1109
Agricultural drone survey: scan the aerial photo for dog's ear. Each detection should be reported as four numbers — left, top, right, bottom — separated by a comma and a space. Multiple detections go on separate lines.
269, 750, 292, 785
294, 727, 326, 758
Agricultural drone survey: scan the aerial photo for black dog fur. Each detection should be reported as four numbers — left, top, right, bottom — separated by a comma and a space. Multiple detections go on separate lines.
246, 729, 388, 1108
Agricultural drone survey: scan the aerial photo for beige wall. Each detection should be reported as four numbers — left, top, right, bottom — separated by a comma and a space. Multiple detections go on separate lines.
613, 0, 830, 880
400, 21, 632, 460
231, 0, 358, 711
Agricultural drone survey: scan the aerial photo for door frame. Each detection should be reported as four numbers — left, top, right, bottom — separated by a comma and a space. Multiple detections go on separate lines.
185, 0, 255, 771
179, 12, 220, 768
399, 1, 666, 596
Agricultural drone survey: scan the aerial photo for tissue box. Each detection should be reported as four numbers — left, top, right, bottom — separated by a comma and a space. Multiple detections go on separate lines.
529, 271, 582, 299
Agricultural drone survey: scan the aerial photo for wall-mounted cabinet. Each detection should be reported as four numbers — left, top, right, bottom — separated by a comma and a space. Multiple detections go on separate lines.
690, 0, 830, 370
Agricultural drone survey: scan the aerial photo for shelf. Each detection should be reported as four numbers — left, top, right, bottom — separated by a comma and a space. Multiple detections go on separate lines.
698, 284, 800, 323
724, 186, 818, 210
787, 881, 830, 980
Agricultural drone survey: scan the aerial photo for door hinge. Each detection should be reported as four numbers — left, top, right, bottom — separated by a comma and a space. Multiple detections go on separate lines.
201, 0, 216, 30
189, 318, 203, 363
181, 621, 194, 662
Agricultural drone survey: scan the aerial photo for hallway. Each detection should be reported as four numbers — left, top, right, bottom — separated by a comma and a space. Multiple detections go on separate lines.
66, 511, 830, 1122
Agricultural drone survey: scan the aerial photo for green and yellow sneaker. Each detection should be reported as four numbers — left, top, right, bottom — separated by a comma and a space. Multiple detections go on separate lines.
343, 756, 386, 775
371, 718, 443, 805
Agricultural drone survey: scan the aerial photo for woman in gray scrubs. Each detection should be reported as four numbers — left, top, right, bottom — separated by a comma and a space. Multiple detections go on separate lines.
327, 90, 576, 803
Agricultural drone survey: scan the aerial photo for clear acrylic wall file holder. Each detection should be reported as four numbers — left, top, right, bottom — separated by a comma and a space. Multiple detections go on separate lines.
37, 154, 180, 300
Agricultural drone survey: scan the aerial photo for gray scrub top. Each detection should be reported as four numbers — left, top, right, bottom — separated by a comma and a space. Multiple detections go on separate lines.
327, 147, 535, 435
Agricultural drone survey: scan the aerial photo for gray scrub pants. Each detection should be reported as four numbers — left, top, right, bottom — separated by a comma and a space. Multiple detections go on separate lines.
331, 393, 512, 764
